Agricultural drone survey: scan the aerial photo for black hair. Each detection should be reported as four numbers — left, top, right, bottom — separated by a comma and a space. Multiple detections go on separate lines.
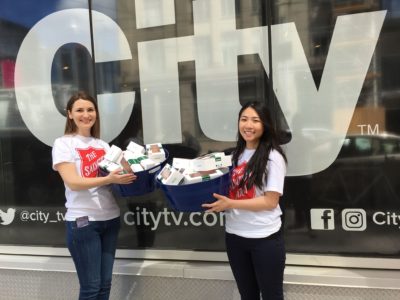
231, 101, 287, 190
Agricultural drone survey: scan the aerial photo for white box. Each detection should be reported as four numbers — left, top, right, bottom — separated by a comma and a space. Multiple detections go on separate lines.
123, 151, 144, 172
104, 145, 123, 163
107, 162, 123, 173
123, 150, 136, 161
140, 157, 156, 170
126, 158, 144, 172
126, 141, 145, 154
120, 157, 134, 173
183, 169, 223, 184
131, 154, 156, 170
131, 163, 144, 173
215, 154, 232, 168
172, 158, 191, 170
146, 143, 166, 163
99, 159, 122, 173
157, 164, 185, 185
190, 156, 216, 171
191, 152, 232, 171
99, 158, 110, 170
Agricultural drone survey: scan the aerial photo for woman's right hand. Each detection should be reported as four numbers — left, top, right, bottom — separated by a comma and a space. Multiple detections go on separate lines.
202, 193, 233, 212
108, 169, 137, 185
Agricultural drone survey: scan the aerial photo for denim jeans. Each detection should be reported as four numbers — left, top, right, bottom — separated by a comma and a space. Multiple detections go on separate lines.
66, 217, 120, 300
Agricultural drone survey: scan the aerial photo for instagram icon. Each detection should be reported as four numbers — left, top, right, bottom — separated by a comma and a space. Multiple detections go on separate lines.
342, 209, 367, 231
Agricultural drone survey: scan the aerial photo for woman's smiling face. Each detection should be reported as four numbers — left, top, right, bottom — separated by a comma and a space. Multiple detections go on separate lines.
67, 99, 97, 136
239, 107, 264, 149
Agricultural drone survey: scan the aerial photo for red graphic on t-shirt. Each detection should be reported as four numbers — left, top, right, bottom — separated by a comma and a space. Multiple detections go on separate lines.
229, 162, 256, 200
76, 147, 106, 178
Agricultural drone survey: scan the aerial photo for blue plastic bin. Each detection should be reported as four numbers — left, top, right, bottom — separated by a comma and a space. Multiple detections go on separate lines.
158, 170, 231, 212
100, 150, 168, 197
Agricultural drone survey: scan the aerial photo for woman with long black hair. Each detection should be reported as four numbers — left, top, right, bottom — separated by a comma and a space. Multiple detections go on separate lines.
203, 101, 287, 300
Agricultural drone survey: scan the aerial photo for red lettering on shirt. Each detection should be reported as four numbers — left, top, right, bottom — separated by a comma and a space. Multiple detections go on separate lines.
229, 162, 256, 200
76, 147, 106, 178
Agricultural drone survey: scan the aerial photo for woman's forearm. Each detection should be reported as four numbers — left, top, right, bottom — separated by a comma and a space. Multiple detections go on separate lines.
229, 192, 281, 211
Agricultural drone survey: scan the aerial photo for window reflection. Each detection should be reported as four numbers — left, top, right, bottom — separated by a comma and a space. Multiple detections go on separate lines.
1, 0, 400, 256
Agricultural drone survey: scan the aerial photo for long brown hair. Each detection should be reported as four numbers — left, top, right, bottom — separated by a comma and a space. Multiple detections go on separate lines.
64, 91, 100, 138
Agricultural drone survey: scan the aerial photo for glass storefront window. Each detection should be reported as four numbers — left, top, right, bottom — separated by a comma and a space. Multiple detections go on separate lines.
1, 0, 400, 259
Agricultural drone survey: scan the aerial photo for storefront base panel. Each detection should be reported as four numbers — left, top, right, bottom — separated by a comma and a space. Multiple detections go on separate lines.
1, 255, 400, 300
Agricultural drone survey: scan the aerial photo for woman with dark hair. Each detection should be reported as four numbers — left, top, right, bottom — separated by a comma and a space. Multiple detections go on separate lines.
203, 101, 287, 300
52, 91, 136, 299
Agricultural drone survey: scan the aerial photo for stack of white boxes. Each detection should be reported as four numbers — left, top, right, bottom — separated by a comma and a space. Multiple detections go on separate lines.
157, 152, 231, 185
99, 141, 166, 174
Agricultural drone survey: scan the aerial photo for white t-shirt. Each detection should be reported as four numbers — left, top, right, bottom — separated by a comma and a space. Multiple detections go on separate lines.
52, 134, 120, 221
225, 148, 286, 238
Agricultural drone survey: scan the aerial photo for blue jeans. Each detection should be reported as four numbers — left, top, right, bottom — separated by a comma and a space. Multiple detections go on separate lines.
225, 231, 286, 300
66, 217, 120, 300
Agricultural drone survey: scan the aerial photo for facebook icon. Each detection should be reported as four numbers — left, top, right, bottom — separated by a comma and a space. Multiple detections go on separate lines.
310, 209, 335, 230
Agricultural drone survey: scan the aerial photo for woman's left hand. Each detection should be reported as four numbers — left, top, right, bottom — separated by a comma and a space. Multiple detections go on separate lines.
202, 193, 232, 213
108, 169, 137, 184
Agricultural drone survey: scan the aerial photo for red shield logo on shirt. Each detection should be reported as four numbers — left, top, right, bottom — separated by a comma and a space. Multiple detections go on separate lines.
229, 162, 256, 200
76, 147, 106, 178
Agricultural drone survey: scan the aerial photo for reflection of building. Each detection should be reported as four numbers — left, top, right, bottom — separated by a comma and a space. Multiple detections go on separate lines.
51, 44, 95, 110
0, 20, 26, 58
0, 20, 26, 90
333, 0, 380, 16
338, 106, 386, 134
0, 59, 15, 87
277, 1, 400, 135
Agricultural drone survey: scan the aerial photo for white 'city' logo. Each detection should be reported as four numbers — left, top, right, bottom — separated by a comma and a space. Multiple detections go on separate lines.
0, 208, 16, 225
14, 0, 387, 176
